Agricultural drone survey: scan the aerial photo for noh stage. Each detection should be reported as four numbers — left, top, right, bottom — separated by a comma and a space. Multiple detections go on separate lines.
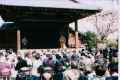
0, 0, 101, 50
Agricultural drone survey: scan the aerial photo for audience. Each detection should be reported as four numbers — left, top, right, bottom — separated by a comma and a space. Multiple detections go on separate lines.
0, 48, 118, 80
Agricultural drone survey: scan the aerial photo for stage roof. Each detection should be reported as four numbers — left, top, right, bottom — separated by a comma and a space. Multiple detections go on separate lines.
0, 0, 101, 23
1, 0, 100, 10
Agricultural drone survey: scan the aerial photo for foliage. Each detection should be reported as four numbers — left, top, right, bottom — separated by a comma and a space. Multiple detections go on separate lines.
106, 39, 118, 48
80, 31, 97, 49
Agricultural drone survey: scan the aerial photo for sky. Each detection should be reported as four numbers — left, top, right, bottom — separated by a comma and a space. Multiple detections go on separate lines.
0, 16, 4, 28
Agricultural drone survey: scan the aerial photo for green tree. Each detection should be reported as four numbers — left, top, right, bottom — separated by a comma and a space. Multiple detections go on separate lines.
106, 39, 118, 48
80, 31, 97, 49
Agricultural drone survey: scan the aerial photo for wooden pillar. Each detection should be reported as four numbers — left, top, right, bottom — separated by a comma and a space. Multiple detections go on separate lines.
75, 20, 78, 48
75, 20, 78, 32
17, 30, 21, 50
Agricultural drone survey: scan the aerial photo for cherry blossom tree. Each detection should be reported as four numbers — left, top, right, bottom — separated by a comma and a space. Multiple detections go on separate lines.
95, 11, 118, 41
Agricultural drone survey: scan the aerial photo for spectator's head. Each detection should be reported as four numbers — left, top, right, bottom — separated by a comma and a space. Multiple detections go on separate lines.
48, 54, 52, 60
42, 67, 53, 80
82, 49, 84, 52
0, 52, 3, 57
32, 50, 37, 57
42, 72, 52, 80
71, 61, 78, 69
55, 54, 61, 60
95, 65, 106, 76
81, 53, 85, 56
63, 54, 67, 58
17, 56, 23, 61
25, 51, 32, 58
108, 62, 118, 75
34, 53, 40, 60
52, 50, 56, 54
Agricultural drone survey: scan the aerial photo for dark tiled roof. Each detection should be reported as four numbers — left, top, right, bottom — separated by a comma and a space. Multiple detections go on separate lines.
1, 0, 100, 10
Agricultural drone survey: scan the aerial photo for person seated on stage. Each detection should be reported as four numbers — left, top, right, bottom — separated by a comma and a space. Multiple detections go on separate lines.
68, 33, 75, 48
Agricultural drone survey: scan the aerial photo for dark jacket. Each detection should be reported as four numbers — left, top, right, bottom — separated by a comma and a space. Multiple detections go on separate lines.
15, 57, 28, 71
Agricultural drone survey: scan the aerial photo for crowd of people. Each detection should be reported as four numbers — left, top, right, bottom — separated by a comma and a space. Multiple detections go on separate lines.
0, 48, 118, 80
